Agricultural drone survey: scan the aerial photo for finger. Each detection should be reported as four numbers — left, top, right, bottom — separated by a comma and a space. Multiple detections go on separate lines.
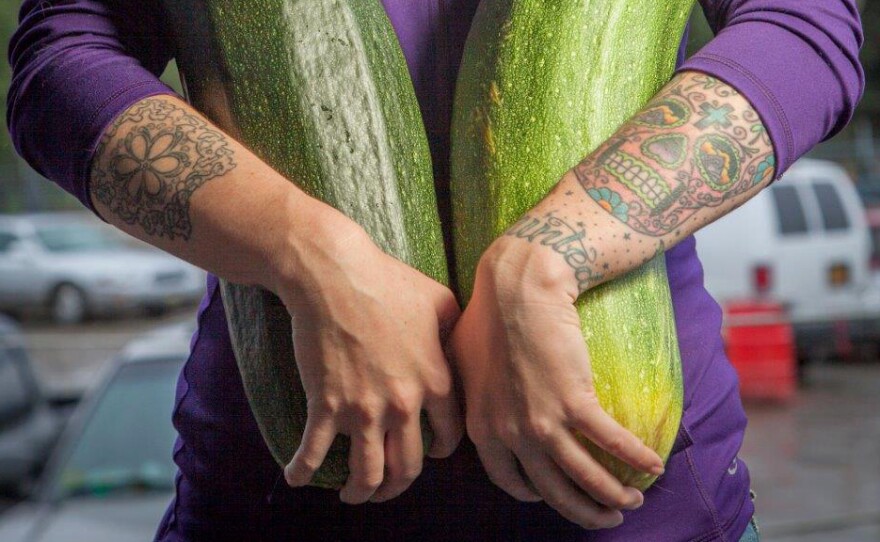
284, 415, 337, 487
549, 432, 643, 510
424, 352, 463, 458
370, 416, 423, 503
425, 394, 463, 458
474, 439, 542, 502
517, 447, 624, 530
571, 400, 664, 476
340, 427, 385, 505
432, 283, 462, 339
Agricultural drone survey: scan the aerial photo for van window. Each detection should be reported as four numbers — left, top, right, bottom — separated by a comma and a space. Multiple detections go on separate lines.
813, 183, 850, 231
771, 185, 808, 235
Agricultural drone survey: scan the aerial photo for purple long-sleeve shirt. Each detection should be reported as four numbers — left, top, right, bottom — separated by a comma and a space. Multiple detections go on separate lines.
7, 1, 864, 541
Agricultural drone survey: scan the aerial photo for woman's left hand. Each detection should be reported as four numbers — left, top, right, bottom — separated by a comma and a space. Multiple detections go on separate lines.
451, 234, 663, 529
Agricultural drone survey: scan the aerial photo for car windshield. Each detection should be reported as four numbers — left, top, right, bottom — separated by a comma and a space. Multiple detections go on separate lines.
51, 358, 182, 499
36, 224, 126, 253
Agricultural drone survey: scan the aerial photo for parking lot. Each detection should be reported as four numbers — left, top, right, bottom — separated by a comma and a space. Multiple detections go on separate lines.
19, 308, 196, 400
2, 309, 879, 540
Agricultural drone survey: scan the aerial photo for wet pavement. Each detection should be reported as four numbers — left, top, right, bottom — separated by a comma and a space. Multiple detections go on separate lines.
741, 364, 880, 542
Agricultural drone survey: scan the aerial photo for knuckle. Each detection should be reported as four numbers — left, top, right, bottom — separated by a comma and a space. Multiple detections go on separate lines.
310, 396, 342, 417
425, 368, 452, 398
541, 489, 567, 513
566, 396, 597, 423
577, 390, 602, 411
298, 455, 322, 474
349, 400, 383, 427
524, 417, 555, 443
609, 491, 633, 510
603, 434, 628, 457
494, 420, 521, 447
387, 387, 421, 421
357, 474, 383, 493
466, 418, 491, 447
484, 469, 514, 493
575, 469, 602, 494
392, 465, 423, 486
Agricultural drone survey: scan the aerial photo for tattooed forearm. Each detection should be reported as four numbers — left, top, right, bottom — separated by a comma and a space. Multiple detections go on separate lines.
506, 212, 602, 291
497, 72, 776, 295
572, 73, 775, 237
91, 98, 237, 240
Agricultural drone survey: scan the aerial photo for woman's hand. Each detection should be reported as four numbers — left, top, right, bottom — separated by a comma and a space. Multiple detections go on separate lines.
276, 208, 463, 504
451, 234, 663, 529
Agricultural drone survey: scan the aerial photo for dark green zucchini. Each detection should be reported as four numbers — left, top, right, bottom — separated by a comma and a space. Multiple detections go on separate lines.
164, 0, 447, 488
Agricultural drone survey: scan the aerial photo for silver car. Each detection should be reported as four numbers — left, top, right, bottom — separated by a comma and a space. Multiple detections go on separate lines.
0, 213, 205, 324
0, 315, 60, 496
0, 323, 192, 541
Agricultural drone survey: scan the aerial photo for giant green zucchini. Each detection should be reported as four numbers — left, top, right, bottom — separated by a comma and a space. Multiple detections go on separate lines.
452, 1, 693, 490
164, 0, 447, 488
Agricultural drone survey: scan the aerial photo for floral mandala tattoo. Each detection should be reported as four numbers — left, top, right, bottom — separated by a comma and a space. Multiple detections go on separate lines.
92, 99, 237, 240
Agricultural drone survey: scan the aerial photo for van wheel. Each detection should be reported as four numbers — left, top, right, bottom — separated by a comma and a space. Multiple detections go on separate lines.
50, 284, 88, 325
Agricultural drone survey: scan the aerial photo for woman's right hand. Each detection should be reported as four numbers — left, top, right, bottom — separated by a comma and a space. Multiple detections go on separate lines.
84, 94, 462, 505
274, 206, 463, 505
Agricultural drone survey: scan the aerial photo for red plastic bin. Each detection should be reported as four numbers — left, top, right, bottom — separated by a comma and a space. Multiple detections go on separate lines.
723, 300, 796, 402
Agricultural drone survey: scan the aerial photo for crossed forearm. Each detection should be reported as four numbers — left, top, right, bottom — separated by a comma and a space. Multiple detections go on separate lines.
507, 71, 776, 295
88, 95, 341, 290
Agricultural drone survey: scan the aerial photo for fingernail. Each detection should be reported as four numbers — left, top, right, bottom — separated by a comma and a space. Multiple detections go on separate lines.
651, 464, 665, 476
625, 491, 644, 510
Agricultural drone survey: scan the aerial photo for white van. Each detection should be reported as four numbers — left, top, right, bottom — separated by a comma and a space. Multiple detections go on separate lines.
695, 158, 880, 360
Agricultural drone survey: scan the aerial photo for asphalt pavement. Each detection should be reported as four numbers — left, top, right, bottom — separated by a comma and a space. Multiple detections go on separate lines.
742, 364, 880, 542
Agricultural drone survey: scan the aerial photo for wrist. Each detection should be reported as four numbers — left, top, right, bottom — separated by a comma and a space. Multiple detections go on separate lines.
481, 231, 582, 303
264, 190, 369, 299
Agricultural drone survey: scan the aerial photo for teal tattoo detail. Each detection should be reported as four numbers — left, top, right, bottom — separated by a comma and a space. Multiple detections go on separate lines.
587, 188, 630, 222
695, 102, 734, 130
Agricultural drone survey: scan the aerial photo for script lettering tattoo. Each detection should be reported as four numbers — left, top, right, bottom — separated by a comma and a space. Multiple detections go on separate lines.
506, 212, 602, 291
572, 74, 775, 237
91, 99, 237, 240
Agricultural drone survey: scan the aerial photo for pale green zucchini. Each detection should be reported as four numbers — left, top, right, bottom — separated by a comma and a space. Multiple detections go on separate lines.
164, 0, 447, 488
452, 0, 693, 490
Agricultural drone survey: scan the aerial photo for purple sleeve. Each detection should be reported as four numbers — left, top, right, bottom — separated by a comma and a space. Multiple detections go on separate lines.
6, 0, 177, 213
685, 0, 864, 176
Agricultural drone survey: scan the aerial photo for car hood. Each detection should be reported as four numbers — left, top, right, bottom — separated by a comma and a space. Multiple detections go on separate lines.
0, 494, 171, 542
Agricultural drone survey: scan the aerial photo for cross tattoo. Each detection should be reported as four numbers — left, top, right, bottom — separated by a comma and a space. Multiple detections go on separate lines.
695, 102, 734, 130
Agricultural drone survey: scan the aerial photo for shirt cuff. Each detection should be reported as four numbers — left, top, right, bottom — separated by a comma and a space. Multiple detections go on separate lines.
679, 20, 860, 177
80, 81, 178, 216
